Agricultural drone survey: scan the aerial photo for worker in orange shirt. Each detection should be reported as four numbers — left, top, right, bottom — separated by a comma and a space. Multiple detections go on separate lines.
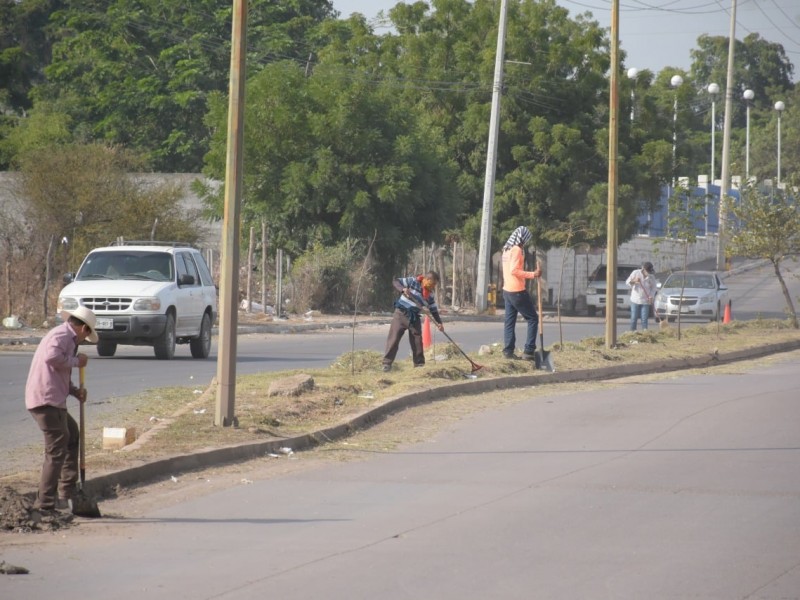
501, 226, 541, 360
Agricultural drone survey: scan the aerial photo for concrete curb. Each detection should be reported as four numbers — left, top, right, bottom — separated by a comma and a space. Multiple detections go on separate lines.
83, 338, 800, 496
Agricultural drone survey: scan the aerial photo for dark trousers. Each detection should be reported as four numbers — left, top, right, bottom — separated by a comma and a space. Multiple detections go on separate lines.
28, 406, 79, 509
383, 308, 425, 367
503, 289, 538, 355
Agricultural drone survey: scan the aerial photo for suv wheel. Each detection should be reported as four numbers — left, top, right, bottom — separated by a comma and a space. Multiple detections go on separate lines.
154, 313, 176, 360
587, 305, 597, 317
190, 313, 212, 359
96, 340, 117, 357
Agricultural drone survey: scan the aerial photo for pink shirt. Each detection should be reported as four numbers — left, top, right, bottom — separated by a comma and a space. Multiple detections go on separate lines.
25, 322, 80, 410
502, 246, 537, 292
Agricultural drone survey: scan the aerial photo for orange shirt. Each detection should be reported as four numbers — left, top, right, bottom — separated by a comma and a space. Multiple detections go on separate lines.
502, 246, 537, 292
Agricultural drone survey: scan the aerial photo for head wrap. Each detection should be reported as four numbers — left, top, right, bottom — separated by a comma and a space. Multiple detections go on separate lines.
503, 226, 532, 251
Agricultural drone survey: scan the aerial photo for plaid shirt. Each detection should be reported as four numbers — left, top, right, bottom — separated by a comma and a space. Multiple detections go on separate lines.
393, 276, 442, 325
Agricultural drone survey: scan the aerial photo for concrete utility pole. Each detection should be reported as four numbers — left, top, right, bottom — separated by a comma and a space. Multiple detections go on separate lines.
716, 0, 737, 272
605, 0, 620, 349
475, 0, 508, 312
215, 0, 247, 427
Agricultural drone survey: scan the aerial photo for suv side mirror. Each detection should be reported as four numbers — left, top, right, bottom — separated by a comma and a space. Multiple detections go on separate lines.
178, 274, 195, 286
63, 273, 75, 284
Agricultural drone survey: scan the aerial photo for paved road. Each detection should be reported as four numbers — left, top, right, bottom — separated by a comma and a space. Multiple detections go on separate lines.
4, 354, 800, 599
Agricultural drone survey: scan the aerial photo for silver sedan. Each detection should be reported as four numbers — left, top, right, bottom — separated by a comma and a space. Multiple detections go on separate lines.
654, 270, 729, 322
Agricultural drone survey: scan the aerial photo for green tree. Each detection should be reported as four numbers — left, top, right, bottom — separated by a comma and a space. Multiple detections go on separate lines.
725, 189, 799, 328
202, 59, 461, 277
690, 33, 794, 126
20, 143, 204, 268
32, 0, 336, 171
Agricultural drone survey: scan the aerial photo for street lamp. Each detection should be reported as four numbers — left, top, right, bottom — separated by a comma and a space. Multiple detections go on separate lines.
627, 67, 639, 121
743, 89, 754, 182
707, 83, 719, 183
671, 74, 683, 186
775, 100, 785, 188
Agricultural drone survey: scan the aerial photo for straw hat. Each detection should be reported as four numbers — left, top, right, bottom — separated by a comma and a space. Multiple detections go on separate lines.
62, 306, 99, 343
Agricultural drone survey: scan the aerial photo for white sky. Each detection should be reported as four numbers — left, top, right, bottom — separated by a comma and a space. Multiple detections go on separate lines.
331, 0, 800, 78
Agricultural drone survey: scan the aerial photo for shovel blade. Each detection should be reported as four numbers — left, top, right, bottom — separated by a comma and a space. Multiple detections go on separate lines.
71, 490, 101, 518
537, 349, 555, 372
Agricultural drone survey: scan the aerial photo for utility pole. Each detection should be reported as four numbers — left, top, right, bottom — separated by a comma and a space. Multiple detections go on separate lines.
716, 0, 737, 272
475, 0, 508, 312
605, 0, 620, 349
215, 0, 247, 427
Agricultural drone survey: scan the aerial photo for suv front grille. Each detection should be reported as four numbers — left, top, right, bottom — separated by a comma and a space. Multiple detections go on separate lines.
81, 297, 133, 312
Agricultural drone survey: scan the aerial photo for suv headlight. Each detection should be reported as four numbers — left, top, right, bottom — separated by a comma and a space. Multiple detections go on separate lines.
585, 286, 597, 295
699, 293, 715, 304
58, 297, 79, 312
133, 297, 162, 311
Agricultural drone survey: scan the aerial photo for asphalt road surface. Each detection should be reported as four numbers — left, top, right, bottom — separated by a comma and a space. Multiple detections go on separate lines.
3, 353, 800, 599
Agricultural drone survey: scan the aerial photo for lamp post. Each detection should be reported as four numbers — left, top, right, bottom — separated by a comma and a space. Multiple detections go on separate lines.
627, 67, 638, 121
671, 74, 683, 186
775, 100, 785, 188
743, 89, 754, 182
707, 83, 719, 183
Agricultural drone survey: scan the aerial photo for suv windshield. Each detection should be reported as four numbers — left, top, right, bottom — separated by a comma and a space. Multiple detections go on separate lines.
589, 265, 637, 282
77, 251, 174, 282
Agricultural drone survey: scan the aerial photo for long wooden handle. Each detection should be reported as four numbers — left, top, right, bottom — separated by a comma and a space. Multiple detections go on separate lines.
79, 366, 86, 483
536, 262, 544, 335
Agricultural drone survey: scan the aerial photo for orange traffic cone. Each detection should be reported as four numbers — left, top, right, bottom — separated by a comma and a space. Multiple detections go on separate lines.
723, 300, 732, 324
422, 315, 432, 349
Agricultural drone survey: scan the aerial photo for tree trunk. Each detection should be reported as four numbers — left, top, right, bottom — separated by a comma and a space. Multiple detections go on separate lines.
773, 259, 798, 328
451, 240, 458, 308
246, 226, 254, 312
42, 235, 55, 319
4, 259, 11, 316
261, 221, 268, 313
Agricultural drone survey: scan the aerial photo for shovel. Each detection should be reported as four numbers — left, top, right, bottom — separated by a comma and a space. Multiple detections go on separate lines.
72, 366, 101, 518
536, 275, 555, 372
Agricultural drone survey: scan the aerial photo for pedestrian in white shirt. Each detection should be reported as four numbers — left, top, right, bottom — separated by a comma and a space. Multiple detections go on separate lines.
626, 261, 658, 330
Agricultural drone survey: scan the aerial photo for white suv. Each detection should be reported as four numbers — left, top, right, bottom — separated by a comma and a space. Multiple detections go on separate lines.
585, 264, 639, 317
57, 241, 217, 360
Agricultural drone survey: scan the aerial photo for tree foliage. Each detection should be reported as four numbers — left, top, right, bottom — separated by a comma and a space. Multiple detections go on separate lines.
32, 0, 336, 171
20, 143, 205, 269
726, 189, 799, 327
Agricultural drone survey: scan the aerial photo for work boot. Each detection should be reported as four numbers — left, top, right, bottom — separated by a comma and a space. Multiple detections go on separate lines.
522, 350, 537, 362
55, 498, 71, 511
502, 352, 519, 360
382, 364, 391, 372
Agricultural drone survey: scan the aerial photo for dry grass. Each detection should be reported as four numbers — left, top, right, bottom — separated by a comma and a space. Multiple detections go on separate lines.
5, 319, 800, 489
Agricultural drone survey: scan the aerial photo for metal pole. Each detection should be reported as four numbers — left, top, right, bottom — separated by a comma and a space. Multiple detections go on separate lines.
776, 103, 784, 187
716, 0, 737, 271
743, 89, 754, 183
215, 0, 247, 427
746, 103, 750, 181
707, 82, 720, 184
605, 0, 619, 350
475, 0, 508, 312
711, 99, 716, 182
